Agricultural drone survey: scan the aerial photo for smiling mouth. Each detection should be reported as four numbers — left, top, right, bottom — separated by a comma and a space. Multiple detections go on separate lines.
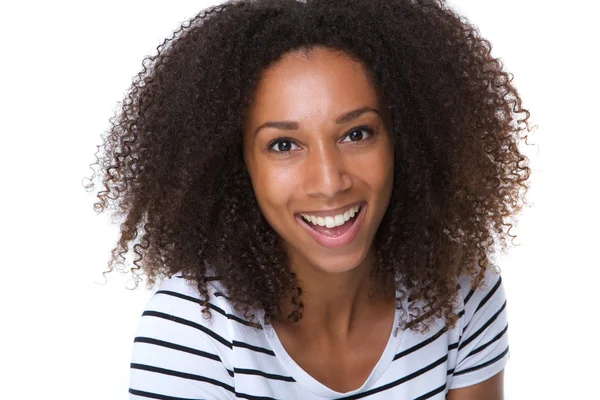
298, 204, 362, 237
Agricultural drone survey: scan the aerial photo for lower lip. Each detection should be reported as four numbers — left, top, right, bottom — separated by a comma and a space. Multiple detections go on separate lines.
295, 202, 367, 249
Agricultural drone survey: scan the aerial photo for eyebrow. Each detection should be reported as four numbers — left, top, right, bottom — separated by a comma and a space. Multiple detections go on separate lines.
253, 106, 380, 136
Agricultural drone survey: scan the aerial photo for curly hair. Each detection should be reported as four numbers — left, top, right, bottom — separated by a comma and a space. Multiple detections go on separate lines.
87, 0, 532, 332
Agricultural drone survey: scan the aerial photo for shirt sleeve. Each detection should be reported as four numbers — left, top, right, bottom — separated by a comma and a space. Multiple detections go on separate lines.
449, 268, 509, 389
128, 277, 235, 399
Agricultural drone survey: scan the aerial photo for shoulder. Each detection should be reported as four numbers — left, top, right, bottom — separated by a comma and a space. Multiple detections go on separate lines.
136, 272, 251, 352
147, 272, 232, 315
143, 273, 232, 326
129, 273, 241, 399
457, 267, 506, 325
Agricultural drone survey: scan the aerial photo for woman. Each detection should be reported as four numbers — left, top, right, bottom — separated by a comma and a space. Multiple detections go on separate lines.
90, 0, 531, 398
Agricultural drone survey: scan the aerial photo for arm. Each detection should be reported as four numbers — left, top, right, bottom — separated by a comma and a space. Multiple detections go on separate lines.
447, 370, 504, 400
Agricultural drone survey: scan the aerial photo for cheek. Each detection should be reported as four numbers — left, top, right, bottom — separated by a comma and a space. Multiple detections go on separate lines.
354, 146, 394, 196
251, 162, 300, 216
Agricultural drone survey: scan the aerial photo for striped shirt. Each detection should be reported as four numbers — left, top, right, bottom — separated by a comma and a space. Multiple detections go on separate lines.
129, 269, 509, 399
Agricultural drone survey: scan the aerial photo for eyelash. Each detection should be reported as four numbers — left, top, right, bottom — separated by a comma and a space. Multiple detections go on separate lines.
267, 125, 375, 153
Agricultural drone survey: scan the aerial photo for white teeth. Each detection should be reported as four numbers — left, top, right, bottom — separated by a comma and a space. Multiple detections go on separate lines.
325, 216, 336, 228
301, 204, 362, 228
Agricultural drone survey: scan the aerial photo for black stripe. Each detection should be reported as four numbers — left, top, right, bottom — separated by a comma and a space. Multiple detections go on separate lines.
134, 336, 221, 362
458, 301, 506, 350
233, 340, 276, 356
234, 367, 295, 382
129, 388, 204, 400
463, 288, 475, 305
462, 277, 502, 333
337, 355, 448, 399
413, 383, 446, 400
454, 346, 509, 376
166, 275, 232, 300
394, 327, 447, 361
474, 276, 502, 315
214, 291, 231, 300
156, 290, 257, 328
448, 342, 459, 351
142, 310, 232, 349
143, 311, 275, 357
235, 392, 278, 400
447, 368, 454, 376
133, 336, 234, 377
393, 309, 464, 362
466, 324, 508, 359
130, 363, 235, 393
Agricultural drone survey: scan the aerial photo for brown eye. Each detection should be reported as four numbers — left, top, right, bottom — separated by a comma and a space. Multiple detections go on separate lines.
269, 139, 299, 152
348, 130, 364, 141
341, 127, 373, 143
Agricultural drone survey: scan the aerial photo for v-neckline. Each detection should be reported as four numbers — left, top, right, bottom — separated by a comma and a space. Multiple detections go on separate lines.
261, 305, 403, 397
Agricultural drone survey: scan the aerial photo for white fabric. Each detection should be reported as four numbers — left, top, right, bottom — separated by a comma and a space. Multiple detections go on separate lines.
129, 268, 508, 399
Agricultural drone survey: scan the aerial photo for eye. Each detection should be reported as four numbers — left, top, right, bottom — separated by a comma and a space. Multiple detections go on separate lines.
341, 126, 374, 143
268, 138, 299, 152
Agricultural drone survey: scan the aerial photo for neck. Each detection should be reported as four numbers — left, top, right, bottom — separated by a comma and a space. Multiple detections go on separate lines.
277, 250, 394, 340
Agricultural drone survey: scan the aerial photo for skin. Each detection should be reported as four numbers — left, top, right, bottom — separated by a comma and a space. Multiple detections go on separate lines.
447, 371, 504, 400
243, 46, 503, 397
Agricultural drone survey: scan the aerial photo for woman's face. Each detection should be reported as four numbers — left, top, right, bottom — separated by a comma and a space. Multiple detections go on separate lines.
243, 47, 394, 275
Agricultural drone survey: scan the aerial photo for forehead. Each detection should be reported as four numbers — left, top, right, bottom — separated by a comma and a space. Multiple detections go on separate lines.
246, 47, 380, 124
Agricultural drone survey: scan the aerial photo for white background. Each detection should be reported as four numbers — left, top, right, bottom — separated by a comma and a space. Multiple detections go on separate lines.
1, 1, 598, 398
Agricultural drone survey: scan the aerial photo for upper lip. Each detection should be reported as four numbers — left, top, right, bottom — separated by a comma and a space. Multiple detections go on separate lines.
296, 201, 363, 218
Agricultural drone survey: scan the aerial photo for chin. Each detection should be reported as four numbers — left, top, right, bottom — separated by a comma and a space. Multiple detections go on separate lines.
303, 246, 372, 275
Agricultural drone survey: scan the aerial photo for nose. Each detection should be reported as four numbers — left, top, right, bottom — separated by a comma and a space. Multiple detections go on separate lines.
302, 143, 353, 199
